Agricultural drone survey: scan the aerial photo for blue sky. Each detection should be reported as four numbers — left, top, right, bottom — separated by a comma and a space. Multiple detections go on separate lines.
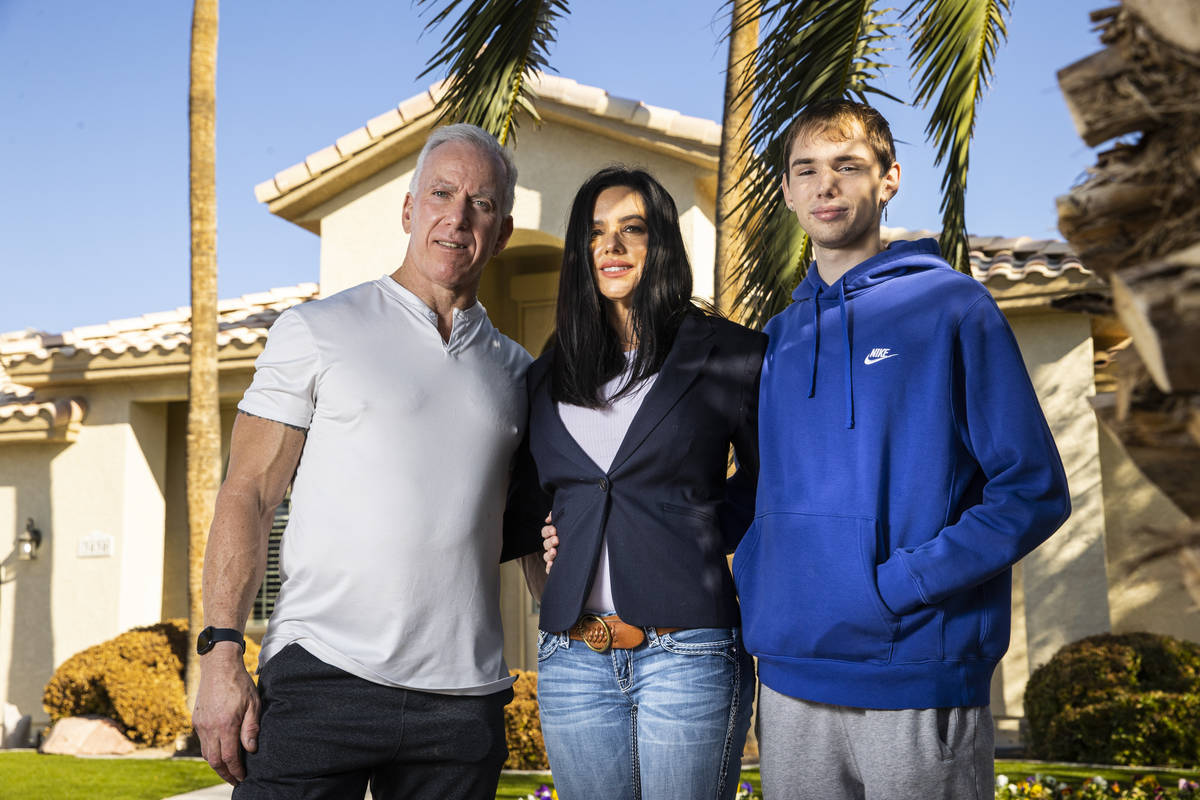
0, 1, 1105, 335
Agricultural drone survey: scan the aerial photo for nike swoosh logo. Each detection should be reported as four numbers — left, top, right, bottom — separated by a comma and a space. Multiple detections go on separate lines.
863, 353, 899, 365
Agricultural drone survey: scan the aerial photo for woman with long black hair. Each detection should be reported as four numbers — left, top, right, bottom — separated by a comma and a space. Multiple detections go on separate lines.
519, 166, 766, 799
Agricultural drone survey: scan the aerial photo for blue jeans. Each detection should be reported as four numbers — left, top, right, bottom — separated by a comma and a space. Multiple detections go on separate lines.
537, 626, 755, 800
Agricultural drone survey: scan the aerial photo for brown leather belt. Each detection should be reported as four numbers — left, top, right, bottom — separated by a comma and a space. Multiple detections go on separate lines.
566, 614, 683, 652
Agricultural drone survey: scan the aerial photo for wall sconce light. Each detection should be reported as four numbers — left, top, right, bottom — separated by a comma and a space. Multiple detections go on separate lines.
17, 518, 42, 561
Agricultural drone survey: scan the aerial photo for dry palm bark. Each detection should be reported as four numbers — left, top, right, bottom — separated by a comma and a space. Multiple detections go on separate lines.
1056, 0, 1200, 602
714, 0, 761, 319
186, 0, 220, 716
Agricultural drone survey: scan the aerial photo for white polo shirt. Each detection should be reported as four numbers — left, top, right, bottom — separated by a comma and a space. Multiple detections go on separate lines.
239, 275, 532, 695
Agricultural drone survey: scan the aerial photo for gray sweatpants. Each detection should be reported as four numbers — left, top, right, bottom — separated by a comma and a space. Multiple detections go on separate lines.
757, 684, 994, 800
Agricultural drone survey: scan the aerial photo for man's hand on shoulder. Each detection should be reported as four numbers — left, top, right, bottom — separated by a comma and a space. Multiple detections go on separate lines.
193, 643, 260, 786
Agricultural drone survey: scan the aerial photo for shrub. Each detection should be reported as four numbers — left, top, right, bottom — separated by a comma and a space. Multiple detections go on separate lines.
1026, 632, 1200, 767
43, 619, 260, 747
505, 669, 548, 769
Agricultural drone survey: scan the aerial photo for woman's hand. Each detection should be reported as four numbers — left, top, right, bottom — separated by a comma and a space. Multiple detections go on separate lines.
542, 512, 559, 574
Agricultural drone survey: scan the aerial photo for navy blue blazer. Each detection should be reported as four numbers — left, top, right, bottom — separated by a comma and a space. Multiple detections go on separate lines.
505, 312, 767, 633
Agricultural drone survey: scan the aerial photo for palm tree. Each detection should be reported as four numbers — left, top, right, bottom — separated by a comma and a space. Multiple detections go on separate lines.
418, 0, 568, 147
417, 0, 1011, 327
714, 0, 761, 318
186, 0, 220, 713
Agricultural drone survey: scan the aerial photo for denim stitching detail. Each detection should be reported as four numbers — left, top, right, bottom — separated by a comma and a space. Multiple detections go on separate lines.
715, 642, 740, 799
658, 629, 737, 663
614, 648, 633, 693
538, 631, 571, 662
630, 703, 641, 800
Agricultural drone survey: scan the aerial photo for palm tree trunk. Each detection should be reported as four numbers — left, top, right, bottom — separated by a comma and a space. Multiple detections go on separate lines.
186, 0, 219, 715
714, 0, 760, 319
1056, 0, 1200, 606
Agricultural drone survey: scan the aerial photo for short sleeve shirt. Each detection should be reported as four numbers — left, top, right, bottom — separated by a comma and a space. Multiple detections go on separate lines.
240, 276, 532, 695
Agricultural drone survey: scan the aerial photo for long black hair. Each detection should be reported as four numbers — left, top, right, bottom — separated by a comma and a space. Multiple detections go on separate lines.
552, 166, 695, 408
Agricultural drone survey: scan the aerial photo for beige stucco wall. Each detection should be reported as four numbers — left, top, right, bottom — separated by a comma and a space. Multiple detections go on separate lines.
990, 311, 1112, 722
0, 389, 166, 724
314, 119, 717, 301
0, 444, 56, 732
0, 370, 253, 728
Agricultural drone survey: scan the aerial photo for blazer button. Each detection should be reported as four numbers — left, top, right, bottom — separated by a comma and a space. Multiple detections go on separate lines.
598, 478, 610, 492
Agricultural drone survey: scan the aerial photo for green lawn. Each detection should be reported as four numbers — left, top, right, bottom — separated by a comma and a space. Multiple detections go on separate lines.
0, 755, 562, 799
0, 753, 1195, 800
0, 752, 222, 799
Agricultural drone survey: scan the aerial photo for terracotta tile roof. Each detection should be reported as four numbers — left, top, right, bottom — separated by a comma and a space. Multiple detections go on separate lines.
0, 360, 33, 405
254, 72, 722, 205
881, 228, 1093, 283
0, 283, 319, 373
0, 397, 87, 440
0, 354, 86, 442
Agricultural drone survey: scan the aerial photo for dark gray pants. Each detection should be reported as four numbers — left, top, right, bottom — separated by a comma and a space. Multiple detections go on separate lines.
234, 644, 512, 800
757, 684, 994, 800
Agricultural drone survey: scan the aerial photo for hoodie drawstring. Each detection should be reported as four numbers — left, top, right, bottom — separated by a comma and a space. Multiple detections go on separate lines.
796, 239, 948, 430
807, 281, 855, 429
838, 281, 855, 429
808, 287, 821, 398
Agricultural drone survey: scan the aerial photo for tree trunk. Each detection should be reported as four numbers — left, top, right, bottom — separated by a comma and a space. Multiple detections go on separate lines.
1109, 246, 1200, 394
1057, 0, 1200, 597
713, 0, 760, 319
186, 0, 220, 717
1056, 1, 1200, 397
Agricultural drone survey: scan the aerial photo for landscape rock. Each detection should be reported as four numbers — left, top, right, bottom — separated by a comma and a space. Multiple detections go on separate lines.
40, 715, 135, 756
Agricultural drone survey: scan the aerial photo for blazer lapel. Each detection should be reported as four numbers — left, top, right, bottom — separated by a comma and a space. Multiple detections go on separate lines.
607, 314, 714, 474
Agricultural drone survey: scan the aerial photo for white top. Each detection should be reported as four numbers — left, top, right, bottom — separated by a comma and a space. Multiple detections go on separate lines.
239, 276, 532, 695
556, 355, 657, 614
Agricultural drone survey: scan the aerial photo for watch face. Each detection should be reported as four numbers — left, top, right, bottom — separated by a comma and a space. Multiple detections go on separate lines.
197, 626, 215, 654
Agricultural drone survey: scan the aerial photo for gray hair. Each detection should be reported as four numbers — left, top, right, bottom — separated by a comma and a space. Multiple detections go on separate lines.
409, 123, 518, 217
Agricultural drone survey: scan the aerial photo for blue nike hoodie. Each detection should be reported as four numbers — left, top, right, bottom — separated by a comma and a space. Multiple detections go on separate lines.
733, 238, 1070, 709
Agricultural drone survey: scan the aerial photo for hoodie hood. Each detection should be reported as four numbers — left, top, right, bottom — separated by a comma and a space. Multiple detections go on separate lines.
788, 237, 950, 429
792, 237, 948, 303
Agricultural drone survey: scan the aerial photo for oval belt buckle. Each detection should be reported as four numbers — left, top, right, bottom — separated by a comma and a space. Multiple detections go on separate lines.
580, 614, 613, 653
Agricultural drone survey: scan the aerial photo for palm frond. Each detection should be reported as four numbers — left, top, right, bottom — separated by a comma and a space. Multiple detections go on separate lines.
729, 1, 897, 328
904, 0, 1010, 271
418, 0, 569, 146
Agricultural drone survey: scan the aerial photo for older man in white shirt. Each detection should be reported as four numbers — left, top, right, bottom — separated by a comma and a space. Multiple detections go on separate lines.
192, 123, 533, 800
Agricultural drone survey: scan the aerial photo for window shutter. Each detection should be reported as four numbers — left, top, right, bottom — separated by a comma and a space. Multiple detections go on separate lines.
251, 494, 288, 623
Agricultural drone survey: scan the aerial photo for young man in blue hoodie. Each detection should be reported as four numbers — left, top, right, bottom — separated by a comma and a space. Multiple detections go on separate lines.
732, 100, 1071, 799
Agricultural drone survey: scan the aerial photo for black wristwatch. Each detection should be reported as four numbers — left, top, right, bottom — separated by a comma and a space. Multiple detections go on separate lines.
196, 626, 246, 655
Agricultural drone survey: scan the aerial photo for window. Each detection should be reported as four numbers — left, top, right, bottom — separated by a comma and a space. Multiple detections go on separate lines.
251, 494, 288, 624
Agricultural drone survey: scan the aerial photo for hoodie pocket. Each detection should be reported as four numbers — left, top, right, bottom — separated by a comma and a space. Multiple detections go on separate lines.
733, 511, 899, 663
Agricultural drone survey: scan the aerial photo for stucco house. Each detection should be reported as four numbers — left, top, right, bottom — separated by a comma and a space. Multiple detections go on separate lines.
0, 73, 1193, 746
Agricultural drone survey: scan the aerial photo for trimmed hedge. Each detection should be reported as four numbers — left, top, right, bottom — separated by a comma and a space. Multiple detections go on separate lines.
43, 619, 260, 747
505, 669, 547, 769
1026, 632, 1200, 767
